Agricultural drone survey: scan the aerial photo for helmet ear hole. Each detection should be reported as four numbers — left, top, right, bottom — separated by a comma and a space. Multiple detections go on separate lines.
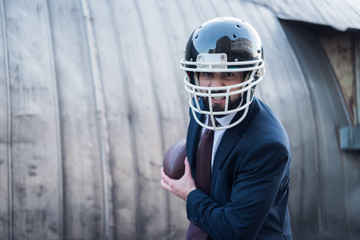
186, 72, 201, 86
186, 71, 194, 84
244, 71, 251, 81
254, 67, 265, 81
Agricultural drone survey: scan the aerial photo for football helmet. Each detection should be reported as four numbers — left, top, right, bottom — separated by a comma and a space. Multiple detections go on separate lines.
180, 17, 265, 130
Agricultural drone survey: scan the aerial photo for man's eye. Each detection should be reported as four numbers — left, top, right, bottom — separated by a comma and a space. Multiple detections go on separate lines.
202, 72, 213, 77
224, 72, 234, 77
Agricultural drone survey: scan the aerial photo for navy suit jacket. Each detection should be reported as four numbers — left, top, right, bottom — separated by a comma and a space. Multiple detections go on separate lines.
186, 97, 292, 240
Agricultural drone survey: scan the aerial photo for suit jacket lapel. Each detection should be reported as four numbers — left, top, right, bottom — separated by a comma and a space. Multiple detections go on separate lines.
186, 106, 204, 178
211, 98, 259, 190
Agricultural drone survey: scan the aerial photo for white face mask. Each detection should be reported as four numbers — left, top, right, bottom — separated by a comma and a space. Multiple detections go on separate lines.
180, 53, 265, 130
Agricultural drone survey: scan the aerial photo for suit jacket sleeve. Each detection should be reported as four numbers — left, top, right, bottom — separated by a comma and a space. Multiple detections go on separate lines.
186, 141, 289, 240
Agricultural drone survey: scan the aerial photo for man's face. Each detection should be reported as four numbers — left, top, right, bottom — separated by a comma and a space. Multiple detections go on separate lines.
198, 72, 245, 114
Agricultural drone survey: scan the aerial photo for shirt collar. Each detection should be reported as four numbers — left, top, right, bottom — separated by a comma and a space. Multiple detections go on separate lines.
215, 111, 237, 128
204, 110, 237, 129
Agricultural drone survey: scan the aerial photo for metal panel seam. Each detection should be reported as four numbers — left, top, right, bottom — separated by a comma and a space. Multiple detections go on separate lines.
0, 0, 12, 239
105, 0, 141, 238
44, 0, 64, 239
80, 0, 111, 239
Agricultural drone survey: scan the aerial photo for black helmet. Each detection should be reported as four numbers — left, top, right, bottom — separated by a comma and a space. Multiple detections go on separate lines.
180, 17, 265, 130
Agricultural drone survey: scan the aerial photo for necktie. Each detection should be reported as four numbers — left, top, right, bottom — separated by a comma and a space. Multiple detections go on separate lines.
186, 116, 217, 240
195, 117, 216, 195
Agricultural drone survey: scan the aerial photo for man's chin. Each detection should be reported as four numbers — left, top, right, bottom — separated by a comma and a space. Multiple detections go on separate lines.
203, 103, 227, 118
202, 97, 241, 118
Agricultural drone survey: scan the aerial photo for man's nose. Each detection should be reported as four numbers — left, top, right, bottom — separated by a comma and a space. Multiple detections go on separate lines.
210, 78, 224, 87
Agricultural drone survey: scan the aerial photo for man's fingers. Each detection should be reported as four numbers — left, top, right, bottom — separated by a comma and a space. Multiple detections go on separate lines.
160, 167, 175, 191
184, 157, 191, 176
160, 167, 171, 182
160, 168, 172, 191
160, 178, 170, 190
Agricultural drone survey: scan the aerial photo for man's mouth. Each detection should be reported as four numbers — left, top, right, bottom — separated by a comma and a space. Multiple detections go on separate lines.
211, 96, 226, 103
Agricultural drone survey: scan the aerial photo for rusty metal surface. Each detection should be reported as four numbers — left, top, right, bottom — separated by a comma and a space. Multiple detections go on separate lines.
317, 32, 356, 125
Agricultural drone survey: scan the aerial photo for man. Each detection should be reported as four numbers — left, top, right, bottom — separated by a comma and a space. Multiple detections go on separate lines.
160, 17, 292, 240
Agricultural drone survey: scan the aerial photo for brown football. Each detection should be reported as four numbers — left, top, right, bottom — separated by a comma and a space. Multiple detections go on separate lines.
163, 139, 186, 179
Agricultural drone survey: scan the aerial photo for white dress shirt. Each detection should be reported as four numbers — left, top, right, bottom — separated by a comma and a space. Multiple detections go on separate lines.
202, 112, 238, 170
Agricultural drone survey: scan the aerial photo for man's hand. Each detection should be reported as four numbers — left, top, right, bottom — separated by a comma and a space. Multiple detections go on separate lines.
160, 157, 196, 201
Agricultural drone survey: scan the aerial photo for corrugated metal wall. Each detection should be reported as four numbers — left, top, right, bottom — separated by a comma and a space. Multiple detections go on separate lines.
280, 20, 360, 240
0, 0, 359, 239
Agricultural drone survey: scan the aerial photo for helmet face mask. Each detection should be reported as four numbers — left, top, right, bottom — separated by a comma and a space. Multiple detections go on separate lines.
180, 17, 265, 130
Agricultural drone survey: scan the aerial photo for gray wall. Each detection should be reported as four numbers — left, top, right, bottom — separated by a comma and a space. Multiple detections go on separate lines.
0, 0, 359, 239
